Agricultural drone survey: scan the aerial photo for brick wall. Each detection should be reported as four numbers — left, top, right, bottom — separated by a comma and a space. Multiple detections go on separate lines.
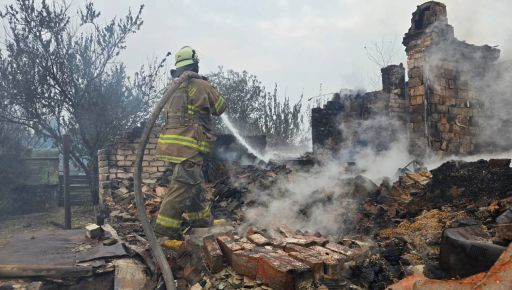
382, 64, 407, 122
98, 126, 167, 202
402, 1, 500, 157
311, 64, 406, 155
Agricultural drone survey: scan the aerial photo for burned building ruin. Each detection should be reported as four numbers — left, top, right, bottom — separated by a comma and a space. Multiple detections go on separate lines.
312, 1, 504, 158
312, 63, 407, 156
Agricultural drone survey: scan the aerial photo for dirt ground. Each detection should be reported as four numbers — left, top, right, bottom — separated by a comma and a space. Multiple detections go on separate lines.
0, 205, 96, 248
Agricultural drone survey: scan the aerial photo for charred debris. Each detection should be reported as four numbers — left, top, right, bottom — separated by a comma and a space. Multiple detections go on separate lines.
2, 1, 512, 290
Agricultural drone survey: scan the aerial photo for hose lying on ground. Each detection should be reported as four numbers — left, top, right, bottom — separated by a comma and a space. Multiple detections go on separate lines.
133, 71, 201, 290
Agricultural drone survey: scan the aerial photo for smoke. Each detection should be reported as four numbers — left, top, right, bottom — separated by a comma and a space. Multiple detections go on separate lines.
422, 20, 512, 153
243, 115, 412, 236
477, 61, 512, 151
243, 162, 361, 236
337, 115, 412, 181
240, 16, 512, 236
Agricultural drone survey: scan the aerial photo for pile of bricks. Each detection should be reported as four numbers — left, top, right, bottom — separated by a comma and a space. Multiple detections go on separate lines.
202, 225, 369, 290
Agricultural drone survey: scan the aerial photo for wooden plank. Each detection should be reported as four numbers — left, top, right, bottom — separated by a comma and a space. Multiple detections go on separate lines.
0, 264, 93, 278
63, 134, 71, 229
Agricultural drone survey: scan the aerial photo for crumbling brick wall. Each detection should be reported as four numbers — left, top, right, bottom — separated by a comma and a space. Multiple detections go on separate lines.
312, 64, 406, 155
98, 126, 167, 202
97, 126, 267, 202
382, 64, 407, 123
311, 98, 344, 154
402, 1, 500, 157
313, 2, 502, 158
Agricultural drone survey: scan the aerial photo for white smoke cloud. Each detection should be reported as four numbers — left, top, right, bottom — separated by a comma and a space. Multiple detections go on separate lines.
421, 20, 512, 154
477, 61, 512, 151
242, 115, 413, 235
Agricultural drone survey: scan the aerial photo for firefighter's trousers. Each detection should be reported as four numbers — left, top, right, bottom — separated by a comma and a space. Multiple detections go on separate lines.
154, 155, 211, 238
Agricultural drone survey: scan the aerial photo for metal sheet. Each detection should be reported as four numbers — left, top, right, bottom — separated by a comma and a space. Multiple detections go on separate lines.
0, 229, 126, 267
77, 242, 127, 262
0, 230, 86, 266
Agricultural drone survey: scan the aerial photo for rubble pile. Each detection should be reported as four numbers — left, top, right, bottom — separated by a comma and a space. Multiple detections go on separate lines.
199, 225, 372, 290
419, 159, 512, 211
97, 155, 512, 290
210, 163, 290, 222
356, 159, 512, 289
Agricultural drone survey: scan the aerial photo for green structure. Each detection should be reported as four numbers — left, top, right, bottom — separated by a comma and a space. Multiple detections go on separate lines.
24, 149, 60, 186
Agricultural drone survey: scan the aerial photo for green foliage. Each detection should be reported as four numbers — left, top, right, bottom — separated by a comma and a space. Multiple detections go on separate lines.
207, 67, 306, 146
0, 122, 30, 214
0, 0, 169, 202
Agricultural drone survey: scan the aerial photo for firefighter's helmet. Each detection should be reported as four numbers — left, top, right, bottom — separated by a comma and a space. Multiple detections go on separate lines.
175, 46, 199, 69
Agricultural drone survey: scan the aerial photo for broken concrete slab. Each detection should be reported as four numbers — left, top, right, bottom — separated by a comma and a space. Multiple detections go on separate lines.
85, 223, 103, 239
113, 258, 152, 290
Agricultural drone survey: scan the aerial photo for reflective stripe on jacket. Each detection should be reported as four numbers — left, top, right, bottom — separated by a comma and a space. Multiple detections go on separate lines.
156, 77, 226, 163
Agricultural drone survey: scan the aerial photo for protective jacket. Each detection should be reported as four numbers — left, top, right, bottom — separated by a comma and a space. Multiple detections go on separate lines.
156, 77, 226, 163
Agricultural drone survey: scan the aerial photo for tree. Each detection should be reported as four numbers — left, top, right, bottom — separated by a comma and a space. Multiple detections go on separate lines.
0, 121, 31, 215
364, 38, 400, 89
0, 0, 169, 203
207, 68, 266, 134
207, 67, 305, 146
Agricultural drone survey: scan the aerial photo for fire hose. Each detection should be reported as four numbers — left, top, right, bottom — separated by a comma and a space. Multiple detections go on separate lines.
133, 71, 201, 290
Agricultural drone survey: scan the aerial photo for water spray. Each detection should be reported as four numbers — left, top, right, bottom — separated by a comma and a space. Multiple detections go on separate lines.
221, 114, 268, 163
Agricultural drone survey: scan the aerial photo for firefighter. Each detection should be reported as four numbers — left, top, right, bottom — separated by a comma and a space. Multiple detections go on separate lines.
154, 46, 227, 240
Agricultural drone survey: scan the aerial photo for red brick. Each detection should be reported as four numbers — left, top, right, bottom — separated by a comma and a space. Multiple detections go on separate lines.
269, 228, 286, 239
202, 235, 224, 273
277, 224, 296, 238
241, 242, 256, 250
283, 237, 312, 247
310, 246, 346, 261
231, 247, 270, 279
285, 244, 344, 278
324, 242, 353, 256
287, 250, 324, 279
256, 252, 313, 290
246, 226, 261, 236
298, 235, 329, 246
284, 244, 308, 253
248, 233, 270, 246
216, 234, 243, 265
309, 246, 346, 278
176, 241, 195, 268
270, 238, 286, 248
183, 263, 202, 285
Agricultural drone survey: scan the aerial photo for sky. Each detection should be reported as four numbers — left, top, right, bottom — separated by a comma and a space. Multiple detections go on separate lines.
1, 0, 511, 104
